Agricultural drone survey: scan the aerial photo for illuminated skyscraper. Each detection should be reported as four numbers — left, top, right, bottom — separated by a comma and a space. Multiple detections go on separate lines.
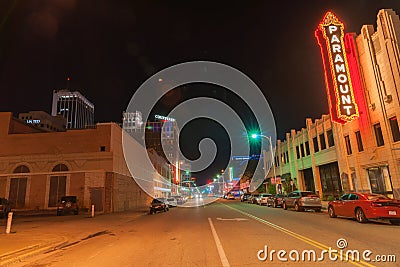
52, 90, 95, 129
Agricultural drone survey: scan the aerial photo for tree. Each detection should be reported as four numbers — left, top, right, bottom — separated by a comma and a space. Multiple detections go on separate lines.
267, 183, 276, 194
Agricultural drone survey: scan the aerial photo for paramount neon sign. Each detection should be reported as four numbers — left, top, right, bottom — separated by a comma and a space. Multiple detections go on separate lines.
315, 12, 359, 124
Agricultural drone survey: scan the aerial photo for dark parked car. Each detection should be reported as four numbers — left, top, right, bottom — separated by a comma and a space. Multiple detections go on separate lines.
0, 198, 11, 219
328, 193, 400, 224
241, 193, 251, 202
267, 194, 285, 208
150, 198, 169, 214
57, 196, 79, 216
283, 191, 322, 212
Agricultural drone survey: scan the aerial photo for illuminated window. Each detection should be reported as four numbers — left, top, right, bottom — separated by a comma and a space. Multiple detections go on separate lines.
344, 135, 352, 155
389, 117, 400, 142
327, 129, 335, 147
319, 133, 327, 150
313, 137, 319, 153
373, 123, 385, 147
355, 131, 364, 152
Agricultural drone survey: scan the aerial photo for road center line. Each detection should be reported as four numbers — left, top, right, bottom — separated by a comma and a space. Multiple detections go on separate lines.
220, 203, 375, 267
208, 217, 230, 267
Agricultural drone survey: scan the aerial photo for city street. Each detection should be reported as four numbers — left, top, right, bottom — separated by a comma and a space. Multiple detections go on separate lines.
2, 198, 398, 267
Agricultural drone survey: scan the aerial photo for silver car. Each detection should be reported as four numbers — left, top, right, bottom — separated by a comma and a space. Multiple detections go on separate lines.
258, 193, 272, 205
283, 191, 322, 212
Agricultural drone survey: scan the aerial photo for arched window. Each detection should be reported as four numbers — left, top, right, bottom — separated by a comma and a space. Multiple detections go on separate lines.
13, 165, 30, 173
52, 164, 68, 172
49, 164, 68, 207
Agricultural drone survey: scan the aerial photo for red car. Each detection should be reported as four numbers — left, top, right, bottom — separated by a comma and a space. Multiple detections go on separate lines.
328, 193, 400, 225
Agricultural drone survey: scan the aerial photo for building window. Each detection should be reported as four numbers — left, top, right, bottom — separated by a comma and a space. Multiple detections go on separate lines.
355, 131, 364, 152
389, 117, 400, 142
300, 143, 305, 157
319, 133, 327, 150
344, 135, 352, 155
305, 141, 310, 156
13, 165, 30, 173
9, 178, 27, 209
327, 129, 335, 147
295, 146, 300, 159
286, 151, 289, 163
100, 146, 106, 152
313, 137, 319, 153
49, 164, 68, 207
49, 176, 66, 207
373, 123, 385, 147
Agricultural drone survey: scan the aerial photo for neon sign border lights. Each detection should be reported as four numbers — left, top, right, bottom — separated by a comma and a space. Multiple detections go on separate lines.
316, 11, 359, 124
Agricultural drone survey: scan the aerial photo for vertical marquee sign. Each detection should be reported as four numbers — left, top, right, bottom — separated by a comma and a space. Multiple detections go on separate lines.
315, 12, 359, 124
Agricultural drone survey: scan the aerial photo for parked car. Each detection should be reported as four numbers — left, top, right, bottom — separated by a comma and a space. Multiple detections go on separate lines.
267, 194, 285, 208
0, 198, 11, 219
250, 194, 260, 204
56, 196, 79, 216
149, 198, 169, 214
166, 197, 178, 207
241, 193, 251, 202
172, 195, 185, 205
283, 191, 322, 212
327, 193, 400, 225
258, 193, 272, 205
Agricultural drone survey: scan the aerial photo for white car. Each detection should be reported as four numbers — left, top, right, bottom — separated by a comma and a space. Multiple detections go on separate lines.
258, 193, 272, 205
166, 197, 178, 207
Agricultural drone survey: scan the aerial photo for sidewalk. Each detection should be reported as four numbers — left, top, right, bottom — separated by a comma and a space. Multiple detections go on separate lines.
0, 210, 147, 266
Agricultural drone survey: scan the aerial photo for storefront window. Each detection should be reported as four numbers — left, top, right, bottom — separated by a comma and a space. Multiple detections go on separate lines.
367, 166, 393, 197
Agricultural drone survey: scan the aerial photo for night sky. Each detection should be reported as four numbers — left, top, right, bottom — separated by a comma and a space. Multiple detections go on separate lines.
1, 1, 400, 182
1, 0, 400, 137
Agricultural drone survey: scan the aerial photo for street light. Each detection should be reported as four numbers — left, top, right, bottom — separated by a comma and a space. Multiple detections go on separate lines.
250, 133, 276, 193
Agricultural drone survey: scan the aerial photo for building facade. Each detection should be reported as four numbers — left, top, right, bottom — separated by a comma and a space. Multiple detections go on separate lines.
18, 111, 67, 132
263, 9, 400, 200
0, 112, 151, 212
52, 89, 95, 129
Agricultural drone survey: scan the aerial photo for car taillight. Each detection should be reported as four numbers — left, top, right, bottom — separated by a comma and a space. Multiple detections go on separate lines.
371, 202, 383, 207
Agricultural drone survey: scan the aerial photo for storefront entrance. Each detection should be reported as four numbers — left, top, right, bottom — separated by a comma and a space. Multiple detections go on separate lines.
319, 162, 342, 196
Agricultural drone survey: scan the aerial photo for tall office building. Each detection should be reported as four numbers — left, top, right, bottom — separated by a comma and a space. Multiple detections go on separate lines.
122, 111, 144, 133
52, 90, 95, 129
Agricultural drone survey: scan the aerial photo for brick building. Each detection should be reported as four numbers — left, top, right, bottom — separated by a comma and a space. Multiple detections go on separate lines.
0, 112, 151, 212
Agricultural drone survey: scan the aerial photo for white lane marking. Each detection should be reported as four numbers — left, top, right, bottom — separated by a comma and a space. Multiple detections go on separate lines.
216, 218, 248, 221
208, 218, 230, 267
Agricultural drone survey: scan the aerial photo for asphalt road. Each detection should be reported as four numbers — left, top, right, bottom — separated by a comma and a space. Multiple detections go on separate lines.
11, 199, 400, 267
